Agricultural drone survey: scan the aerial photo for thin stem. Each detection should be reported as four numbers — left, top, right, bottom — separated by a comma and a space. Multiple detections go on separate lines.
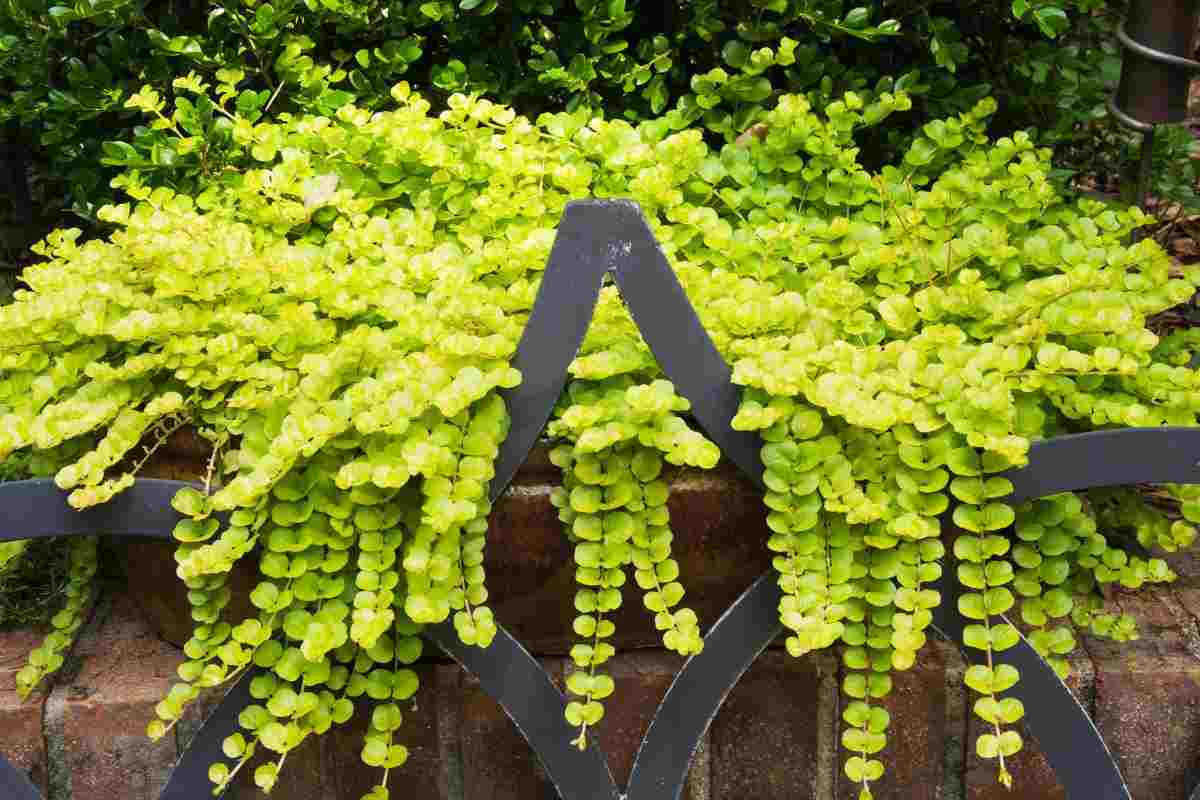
204, 432, 228, 496
129, 413, 189, 476
264, 80, 287, 115
217, 747, 257, 793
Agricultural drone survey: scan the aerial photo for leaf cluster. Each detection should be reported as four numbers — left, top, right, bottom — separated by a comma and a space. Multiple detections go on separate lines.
0, 78, 1196, 798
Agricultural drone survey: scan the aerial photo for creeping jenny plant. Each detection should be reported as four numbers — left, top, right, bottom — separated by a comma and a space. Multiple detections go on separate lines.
1, 79, 1199, 799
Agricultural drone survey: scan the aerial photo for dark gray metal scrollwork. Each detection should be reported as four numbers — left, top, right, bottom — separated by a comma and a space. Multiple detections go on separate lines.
0, 200, 1193, 800
492, 198, 763, 494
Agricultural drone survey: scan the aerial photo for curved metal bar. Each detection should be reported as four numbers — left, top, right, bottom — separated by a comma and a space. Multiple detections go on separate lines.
1117, 22, 1200, 72
166, 624, 624, 800
1007, 427, 1200, 503
425, 622, 620, 800
610, 204, 765, 485
629, 568, 1130, 800
163, 623, 622, 800
624, 572, 779, 800
0, 479, 242, 800
0, 478, 224, 540
489, 200, 612, 498
159, 671, 256, 800
1107, 95, 1154, 133
932, 561, 1130, 800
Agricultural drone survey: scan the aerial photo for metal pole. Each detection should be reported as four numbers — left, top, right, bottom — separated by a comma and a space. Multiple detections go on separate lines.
1108, 0, 1200, 231
1131, 125, 1156, 242
1136, 126, 1155, 214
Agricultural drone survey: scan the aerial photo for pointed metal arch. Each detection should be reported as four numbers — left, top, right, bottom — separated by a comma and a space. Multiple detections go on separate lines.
490, 198, 762, 495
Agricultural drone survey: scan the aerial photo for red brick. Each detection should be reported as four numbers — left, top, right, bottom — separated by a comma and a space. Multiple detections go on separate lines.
963, 649, 1094, 800
326, 663, 446, 800
415, 467, 775, 655
121, 539, 258, 649
1089, 586, 1200, 800
448, 468, 772, 653
457, 655, 560, 800
194, 703, 333, 800
588, 650, 686, 790
847, 639, 964, 800
49, 593, 179, 800
968, 741, 1063, 800
710, 649, 837, 799
178, 662, 447, 800
0, 627, 48, 793
121, 460, 777, 656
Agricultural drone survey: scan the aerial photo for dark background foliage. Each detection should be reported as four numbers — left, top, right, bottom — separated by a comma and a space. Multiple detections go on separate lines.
4, 0, 1179, 273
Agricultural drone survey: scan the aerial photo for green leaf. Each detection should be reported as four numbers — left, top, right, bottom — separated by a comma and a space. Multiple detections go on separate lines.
990, 623, 1020, 651
362, 738, 389, 767
258, 722, 289, 753
976, 733, 999, 759
173, 517, 219, 543
963, 624, 989, 650
1032, 7, 1069, 38
371, 704, 403, 732
100, 141, 139, 166
983, 587, 1014, 615
843, 7, 870, 28
722, 41, 749, 70
998, 730, 1023, 756
958, 593, 986, 620
905, 137, 938, 168
250, 582, 281, 611
997, 697, 1025, 724
957, 563, 985, 589
953, 503, 1015, 533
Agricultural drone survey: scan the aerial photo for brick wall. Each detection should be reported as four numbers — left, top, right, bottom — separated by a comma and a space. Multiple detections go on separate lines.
3, 436, 1200, 799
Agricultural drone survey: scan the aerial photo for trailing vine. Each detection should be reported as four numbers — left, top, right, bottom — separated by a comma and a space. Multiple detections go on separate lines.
14, 535, 97, 699
0, 76, 1197, 799
548, 377, 711, 746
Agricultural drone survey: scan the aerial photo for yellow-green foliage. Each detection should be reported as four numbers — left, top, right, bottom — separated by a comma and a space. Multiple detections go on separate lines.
1, 82, 1196, 798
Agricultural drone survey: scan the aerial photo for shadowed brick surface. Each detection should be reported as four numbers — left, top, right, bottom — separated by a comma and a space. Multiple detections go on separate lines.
458, 660, 560, 800
0, 628, 48, 794
1089, 586, 1200, 800
47, 594, 179, 800
856, 640, 963, 800
710, 650, 834, 799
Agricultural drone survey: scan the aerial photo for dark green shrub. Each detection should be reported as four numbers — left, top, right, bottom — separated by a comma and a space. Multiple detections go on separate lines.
0, 0, 1139, 241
